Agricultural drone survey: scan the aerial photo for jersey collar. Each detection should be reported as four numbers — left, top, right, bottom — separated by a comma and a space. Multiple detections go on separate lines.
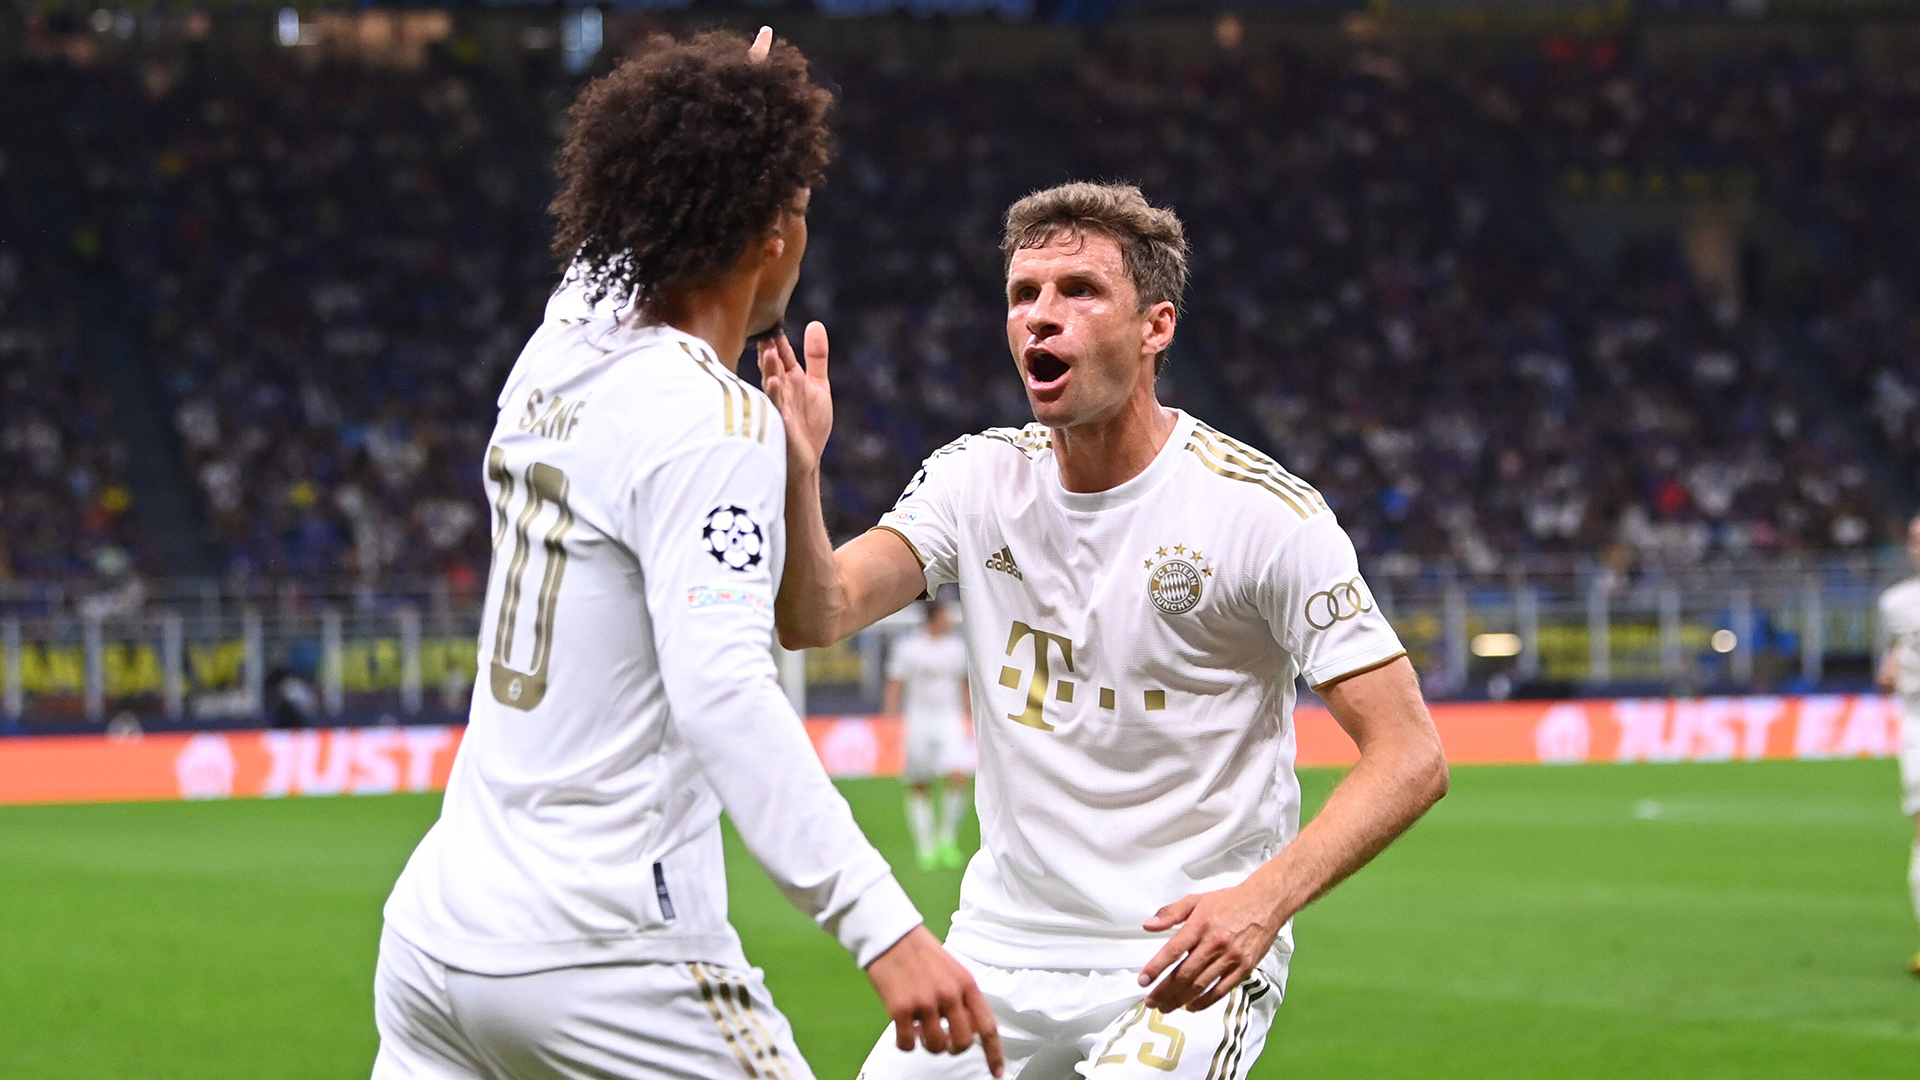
543, 275, 723, 366
1043, 410, 1195, 515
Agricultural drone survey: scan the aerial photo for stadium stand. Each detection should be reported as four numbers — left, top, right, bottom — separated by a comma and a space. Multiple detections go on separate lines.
790, 45, 1894, 561
54, 59, 551, 582
0, 25, 1913, 586
0, 92, 142, 583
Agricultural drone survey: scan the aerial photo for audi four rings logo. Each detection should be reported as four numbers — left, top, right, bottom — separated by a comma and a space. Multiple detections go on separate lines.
1304, 578, 1373, 629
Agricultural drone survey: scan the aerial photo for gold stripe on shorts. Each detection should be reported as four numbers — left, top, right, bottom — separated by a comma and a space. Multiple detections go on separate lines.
1203, 973, 1273, 1080
689, 963, 761, 1078
700, 963, 797, 1080
1221, 975, 1270, 1080
1202, 983, 1249, 1080
721, 967, 798, 1080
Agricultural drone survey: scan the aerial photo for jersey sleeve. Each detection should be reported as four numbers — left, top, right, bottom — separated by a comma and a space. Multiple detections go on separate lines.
620, 434, 922, 967
1256, 512, 1407, 690
872, 440, 968, 596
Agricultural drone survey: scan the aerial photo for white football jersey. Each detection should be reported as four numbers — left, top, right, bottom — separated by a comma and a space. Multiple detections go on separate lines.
1879, 578, 1920, 700
874, 410, 1405, 975
382, 282, 919, 976
887, 629, 970, 731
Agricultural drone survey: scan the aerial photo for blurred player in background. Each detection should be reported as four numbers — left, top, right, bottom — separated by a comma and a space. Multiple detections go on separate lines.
1873, 511, 1920, 977
887, 595, 974, 870
372, 29, 1000, 1080
763, 182, 1448, 1079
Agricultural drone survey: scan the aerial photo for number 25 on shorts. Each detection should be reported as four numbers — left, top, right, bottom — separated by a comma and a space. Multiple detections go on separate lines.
1094, 1004, 1186, 1072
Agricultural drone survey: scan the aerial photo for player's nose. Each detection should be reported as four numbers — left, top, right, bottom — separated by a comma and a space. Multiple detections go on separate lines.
1025, 286, 1065, 336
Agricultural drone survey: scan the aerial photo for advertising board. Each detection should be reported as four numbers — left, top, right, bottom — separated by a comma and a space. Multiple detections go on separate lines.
0, 694, 1903, 806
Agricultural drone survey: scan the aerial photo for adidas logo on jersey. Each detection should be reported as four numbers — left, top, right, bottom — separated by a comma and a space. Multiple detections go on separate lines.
985, 546, 1023, 580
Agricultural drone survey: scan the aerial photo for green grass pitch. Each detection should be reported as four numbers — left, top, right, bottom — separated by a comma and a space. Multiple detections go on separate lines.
1, 760, 1916, 1078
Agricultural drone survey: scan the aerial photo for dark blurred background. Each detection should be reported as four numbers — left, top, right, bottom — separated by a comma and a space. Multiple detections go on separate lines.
4, 0, 1920, 725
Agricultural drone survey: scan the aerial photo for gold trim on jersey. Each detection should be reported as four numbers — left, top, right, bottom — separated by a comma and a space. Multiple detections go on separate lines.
681, 342, 768, 442
487, 446, 514, 549
1184, 424, 1327, 519
974, 423, 1053, 458
488, 461, 573, 711
868, 525, 927, 569
1193, 423, 1325, 509
1308, 650, 1408, 692
921, 432, 974, 463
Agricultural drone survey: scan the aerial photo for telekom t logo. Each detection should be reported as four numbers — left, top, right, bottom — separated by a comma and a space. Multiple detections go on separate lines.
998, 621, 1075, 731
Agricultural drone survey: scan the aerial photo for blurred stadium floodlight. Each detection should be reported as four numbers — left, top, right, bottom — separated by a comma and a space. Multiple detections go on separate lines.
1472, 633, 1524, 658
560, 5, 601, 73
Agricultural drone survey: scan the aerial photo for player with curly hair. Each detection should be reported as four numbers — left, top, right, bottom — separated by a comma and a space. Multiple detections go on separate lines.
372, 29, 1000, 1080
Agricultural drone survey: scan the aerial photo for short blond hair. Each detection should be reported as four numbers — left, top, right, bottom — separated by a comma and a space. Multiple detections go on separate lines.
1001, 182, 1188, 371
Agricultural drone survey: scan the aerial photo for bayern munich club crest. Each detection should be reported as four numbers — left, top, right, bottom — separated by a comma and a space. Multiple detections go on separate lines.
1145, 544, 1211, 615
702, 505, 764, 571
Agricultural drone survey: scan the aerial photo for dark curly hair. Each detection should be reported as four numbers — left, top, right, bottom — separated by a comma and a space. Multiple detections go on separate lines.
549, 31, 833, 316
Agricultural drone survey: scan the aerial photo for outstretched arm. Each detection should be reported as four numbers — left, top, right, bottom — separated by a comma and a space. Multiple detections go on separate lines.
1136, 657, 1447, 1012
758, 324, 926, 648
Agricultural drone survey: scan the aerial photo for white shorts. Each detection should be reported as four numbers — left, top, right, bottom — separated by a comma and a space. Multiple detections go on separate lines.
371, 927, 815, 1080
856, 956, 1279, 1080
902, 717, 974, 784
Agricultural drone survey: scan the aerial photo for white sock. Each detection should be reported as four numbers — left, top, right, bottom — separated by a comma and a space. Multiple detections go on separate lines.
1909, 842, 1920, 934
939, 784, 968, 848
907, 791, 936, 861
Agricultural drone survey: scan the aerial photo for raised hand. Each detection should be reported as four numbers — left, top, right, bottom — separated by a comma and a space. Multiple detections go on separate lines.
757, 321, 834, 475
865, 926, 1005, 1077
748, 26, 772, 62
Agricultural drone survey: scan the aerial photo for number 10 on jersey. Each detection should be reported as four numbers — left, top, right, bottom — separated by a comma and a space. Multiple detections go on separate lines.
485, 447, 574, 711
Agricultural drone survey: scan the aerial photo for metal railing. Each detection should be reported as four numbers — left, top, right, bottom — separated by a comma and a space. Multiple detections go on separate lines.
0, 604, 478, 732
1, 552, 1910, 731
1370, 553, 1905, 699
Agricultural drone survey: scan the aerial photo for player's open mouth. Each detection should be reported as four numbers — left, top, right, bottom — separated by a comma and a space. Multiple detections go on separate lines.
1025, 349, 1071, 389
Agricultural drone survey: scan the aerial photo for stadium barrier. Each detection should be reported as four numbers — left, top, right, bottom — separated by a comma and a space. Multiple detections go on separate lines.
0, 694, 1904, 806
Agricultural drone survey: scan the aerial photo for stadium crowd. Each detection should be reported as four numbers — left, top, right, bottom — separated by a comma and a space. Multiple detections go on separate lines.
0, 138, 141, 582
1475, 49, 1917, 543
4, 34, 1914, 583
57, 61, 549, 583
800, 46, 1885, 563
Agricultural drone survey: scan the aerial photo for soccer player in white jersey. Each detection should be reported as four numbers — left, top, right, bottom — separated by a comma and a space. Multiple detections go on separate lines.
1873, 511, 1920, 977
760, 181, 1448, 1079
372, 30, 1001, 1080
887, 596, 974, 870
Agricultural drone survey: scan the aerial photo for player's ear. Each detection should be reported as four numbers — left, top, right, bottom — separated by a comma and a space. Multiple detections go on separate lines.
1142, 300, 1176, 359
